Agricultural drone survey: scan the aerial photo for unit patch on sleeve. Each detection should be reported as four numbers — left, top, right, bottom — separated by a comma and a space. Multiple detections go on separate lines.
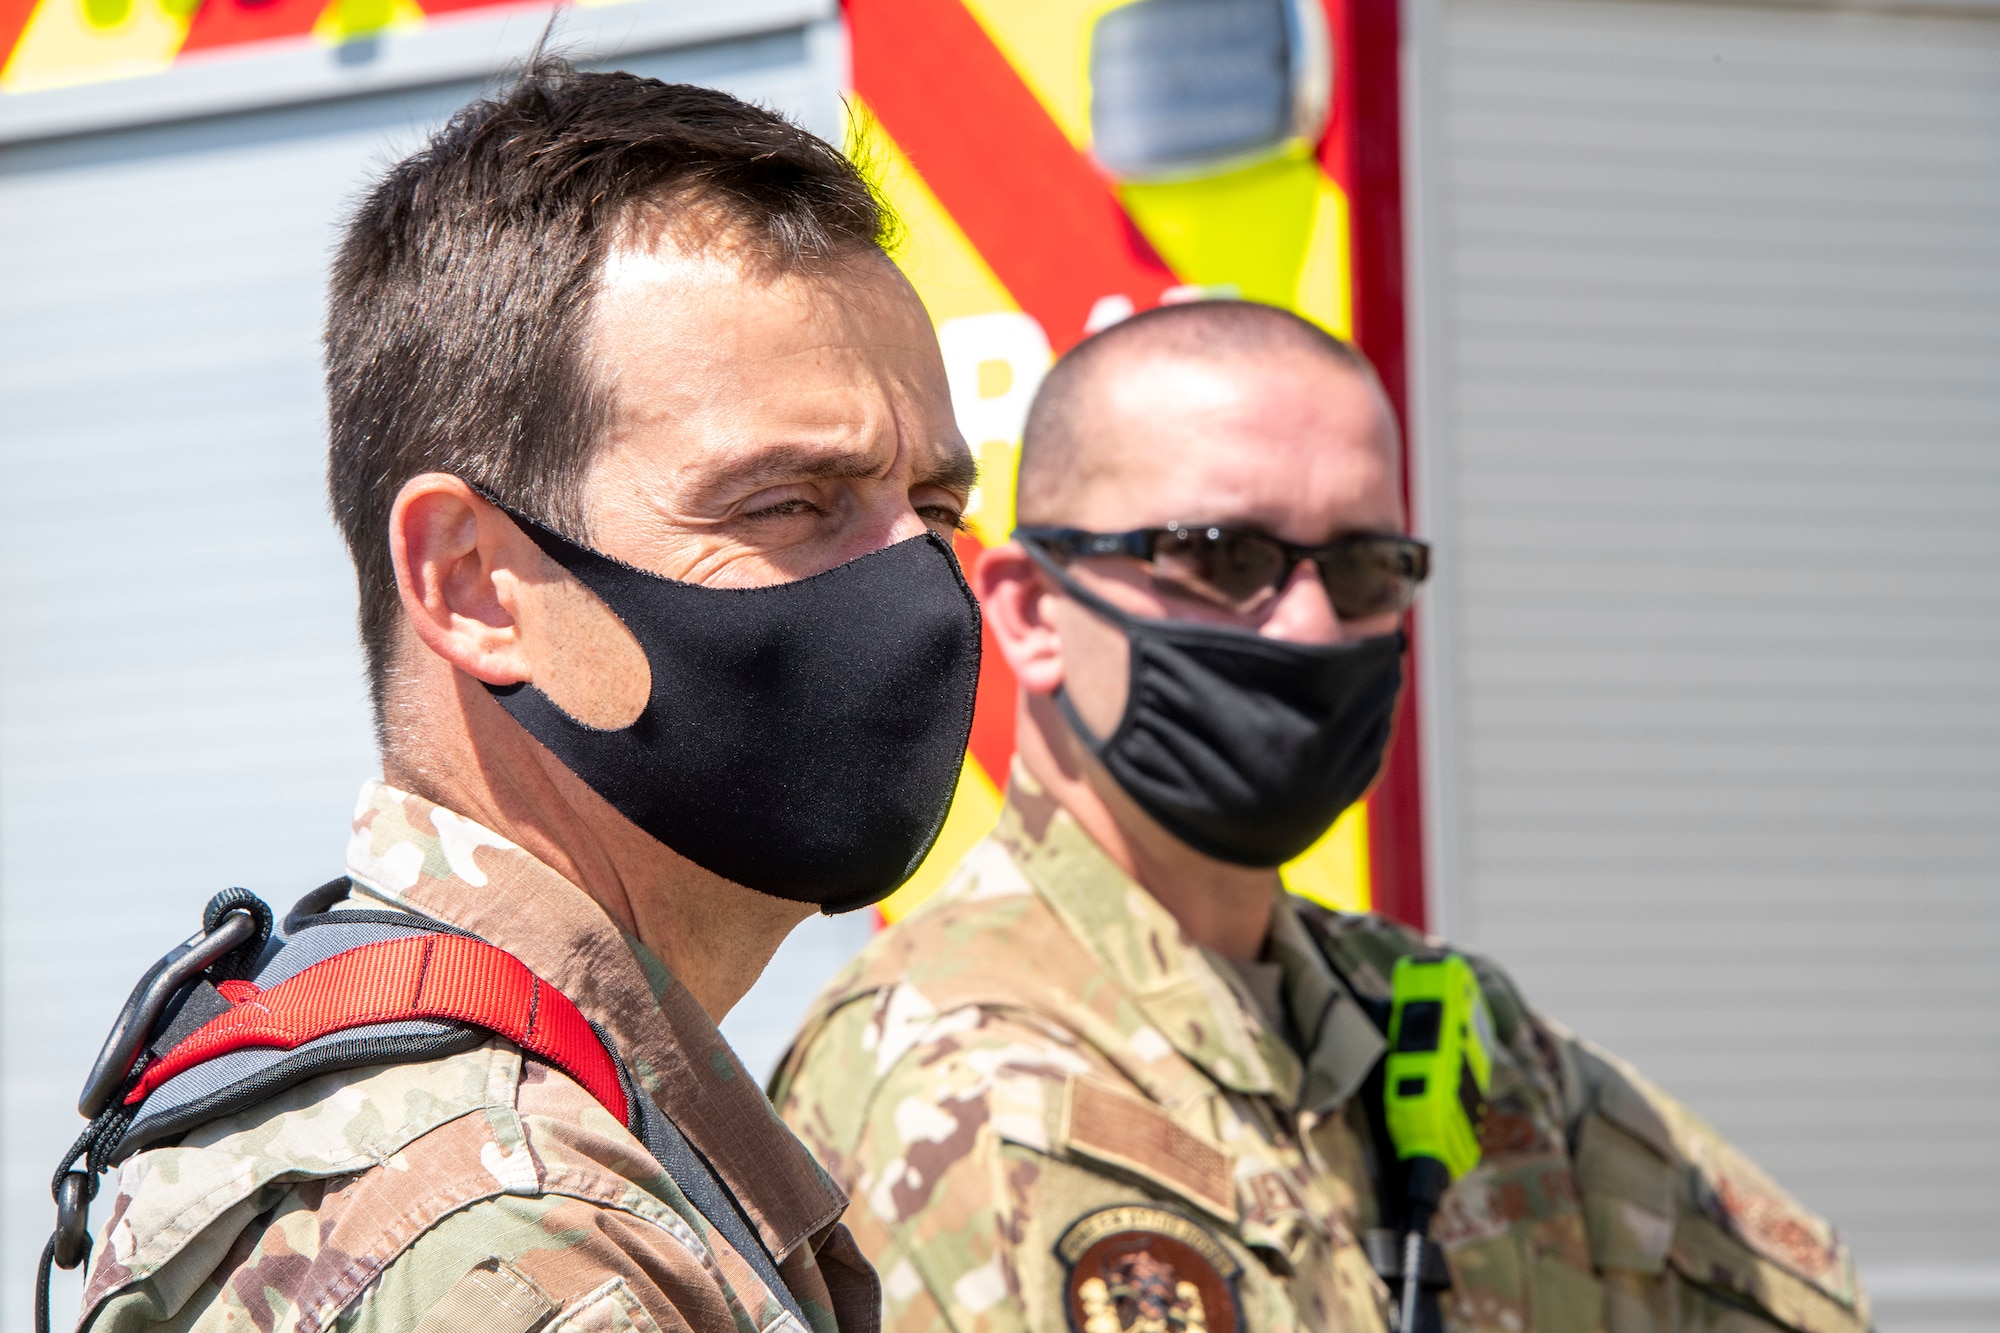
1056, 1204, 1242, 1333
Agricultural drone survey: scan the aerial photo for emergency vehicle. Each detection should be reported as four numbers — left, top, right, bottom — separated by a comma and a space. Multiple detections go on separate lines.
0, 0, 1432, 930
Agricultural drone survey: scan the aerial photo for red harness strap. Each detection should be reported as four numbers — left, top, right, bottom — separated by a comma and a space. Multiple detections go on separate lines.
125, 934, 629, 1125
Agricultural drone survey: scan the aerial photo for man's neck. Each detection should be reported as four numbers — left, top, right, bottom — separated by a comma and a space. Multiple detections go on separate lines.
1017, 695, 1278, 962
380, 671, 812, 1021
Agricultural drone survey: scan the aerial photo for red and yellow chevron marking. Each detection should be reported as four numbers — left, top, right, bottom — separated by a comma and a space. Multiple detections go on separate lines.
0, 0, 554, 94
855, 0, 1427, 928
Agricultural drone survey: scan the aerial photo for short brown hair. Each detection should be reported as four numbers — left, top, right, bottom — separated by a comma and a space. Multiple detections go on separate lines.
325, 61, 891, 735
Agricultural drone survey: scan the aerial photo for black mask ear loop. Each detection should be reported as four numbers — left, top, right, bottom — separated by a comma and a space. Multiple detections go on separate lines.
1016, 539, 1136, 755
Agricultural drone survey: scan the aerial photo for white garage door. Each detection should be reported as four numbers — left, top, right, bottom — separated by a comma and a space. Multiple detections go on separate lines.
0, 10, 856, 1326
1414, 0, 2000, 1328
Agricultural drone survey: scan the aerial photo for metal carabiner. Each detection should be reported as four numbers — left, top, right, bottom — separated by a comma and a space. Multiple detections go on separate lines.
51, 1172, 93, 1271
76, 909, 259, 1120
42, 892, 270, 1333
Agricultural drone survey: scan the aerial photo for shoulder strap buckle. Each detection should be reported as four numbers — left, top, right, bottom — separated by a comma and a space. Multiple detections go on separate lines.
78, 893, 271, 1120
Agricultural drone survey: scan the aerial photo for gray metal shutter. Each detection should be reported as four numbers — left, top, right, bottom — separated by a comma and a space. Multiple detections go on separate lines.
0, 12, 841, 1326
1410, 0, 2000, 1326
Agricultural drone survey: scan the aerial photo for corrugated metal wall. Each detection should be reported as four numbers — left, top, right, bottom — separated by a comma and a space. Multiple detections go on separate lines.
0, 19, 843, 1326
1412, 0, 2000, 1327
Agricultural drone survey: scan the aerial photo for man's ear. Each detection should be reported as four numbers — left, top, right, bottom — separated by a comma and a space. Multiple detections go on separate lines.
388, 473, 538, 686
975, 541, 1066, 696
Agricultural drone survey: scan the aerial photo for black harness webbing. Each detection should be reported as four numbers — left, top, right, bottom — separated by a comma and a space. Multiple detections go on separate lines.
39, 883, 803, 1333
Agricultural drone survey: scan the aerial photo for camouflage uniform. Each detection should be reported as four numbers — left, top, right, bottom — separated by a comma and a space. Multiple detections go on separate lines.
773, 769, 1869, 1333
81, 781, 878, 1333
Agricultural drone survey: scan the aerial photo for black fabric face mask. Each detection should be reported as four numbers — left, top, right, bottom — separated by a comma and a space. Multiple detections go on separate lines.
1024, 544, 1404, 868
486, 509, 981, 913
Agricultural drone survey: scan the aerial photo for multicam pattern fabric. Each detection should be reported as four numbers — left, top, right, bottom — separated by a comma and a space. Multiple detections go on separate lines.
81, 781, 878, 1333
772, 768, 1869, 1333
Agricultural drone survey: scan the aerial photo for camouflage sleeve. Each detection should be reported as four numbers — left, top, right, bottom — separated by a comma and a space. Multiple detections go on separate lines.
1557, 1030, 1870, 1333
80, 1190, 720, 1333
776, 996, 1056, 1328
776, 993, 1104, 1333
1456, 945, 1871, 1333
336, 1193, 725, 1333
1297, 905, 1871, 1333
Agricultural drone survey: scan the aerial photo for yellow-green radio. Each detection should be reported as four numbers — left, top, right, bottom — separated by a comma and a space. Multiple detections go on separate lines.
1383, 953, 1495, 1331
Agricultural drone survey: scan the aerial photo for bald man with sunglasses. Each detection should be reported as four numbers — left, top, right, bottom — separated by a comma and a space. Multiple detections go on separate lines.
773, 302, 1868, 1333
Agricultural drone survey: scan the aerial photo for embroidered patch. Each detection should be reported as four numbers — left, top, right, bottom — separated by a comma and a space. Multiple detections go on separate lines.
1056, 1204, 1241, 1333
1713, 1173, 1840, 1280
1061, 1079, 1237, 1221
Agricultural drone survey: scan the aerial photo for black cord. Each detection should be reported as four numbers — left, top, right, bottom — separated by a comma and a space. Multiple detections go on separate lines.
34, 1228, 88, 1333
36, 1233, 56, 1333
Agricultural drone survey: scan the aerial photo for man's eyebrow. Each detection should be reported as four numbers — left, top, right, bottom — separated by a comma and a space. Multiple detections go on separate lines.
919, 446, 979, 496
686, 443, 893, 509
685, 439, 980, 510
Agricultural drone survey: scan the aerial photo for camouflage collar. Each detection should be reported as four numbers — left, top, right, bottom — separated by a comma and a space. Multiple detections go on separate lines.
343, 780, 847, 1262
994, 769, 1301, 1101
990, 768, 1385, 1114
1265, 889, 1387, 1114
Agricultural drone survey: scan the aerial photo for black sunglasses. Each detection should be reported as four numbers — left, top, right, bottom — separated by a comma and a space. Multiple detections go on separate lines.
1015, 523, 1430, 619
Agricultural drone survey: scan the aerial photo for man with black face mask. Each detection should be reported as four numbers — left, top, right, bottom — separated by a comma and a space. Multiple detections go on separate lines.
773, 302, 1868, 1333
55, 66, 981, 1333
